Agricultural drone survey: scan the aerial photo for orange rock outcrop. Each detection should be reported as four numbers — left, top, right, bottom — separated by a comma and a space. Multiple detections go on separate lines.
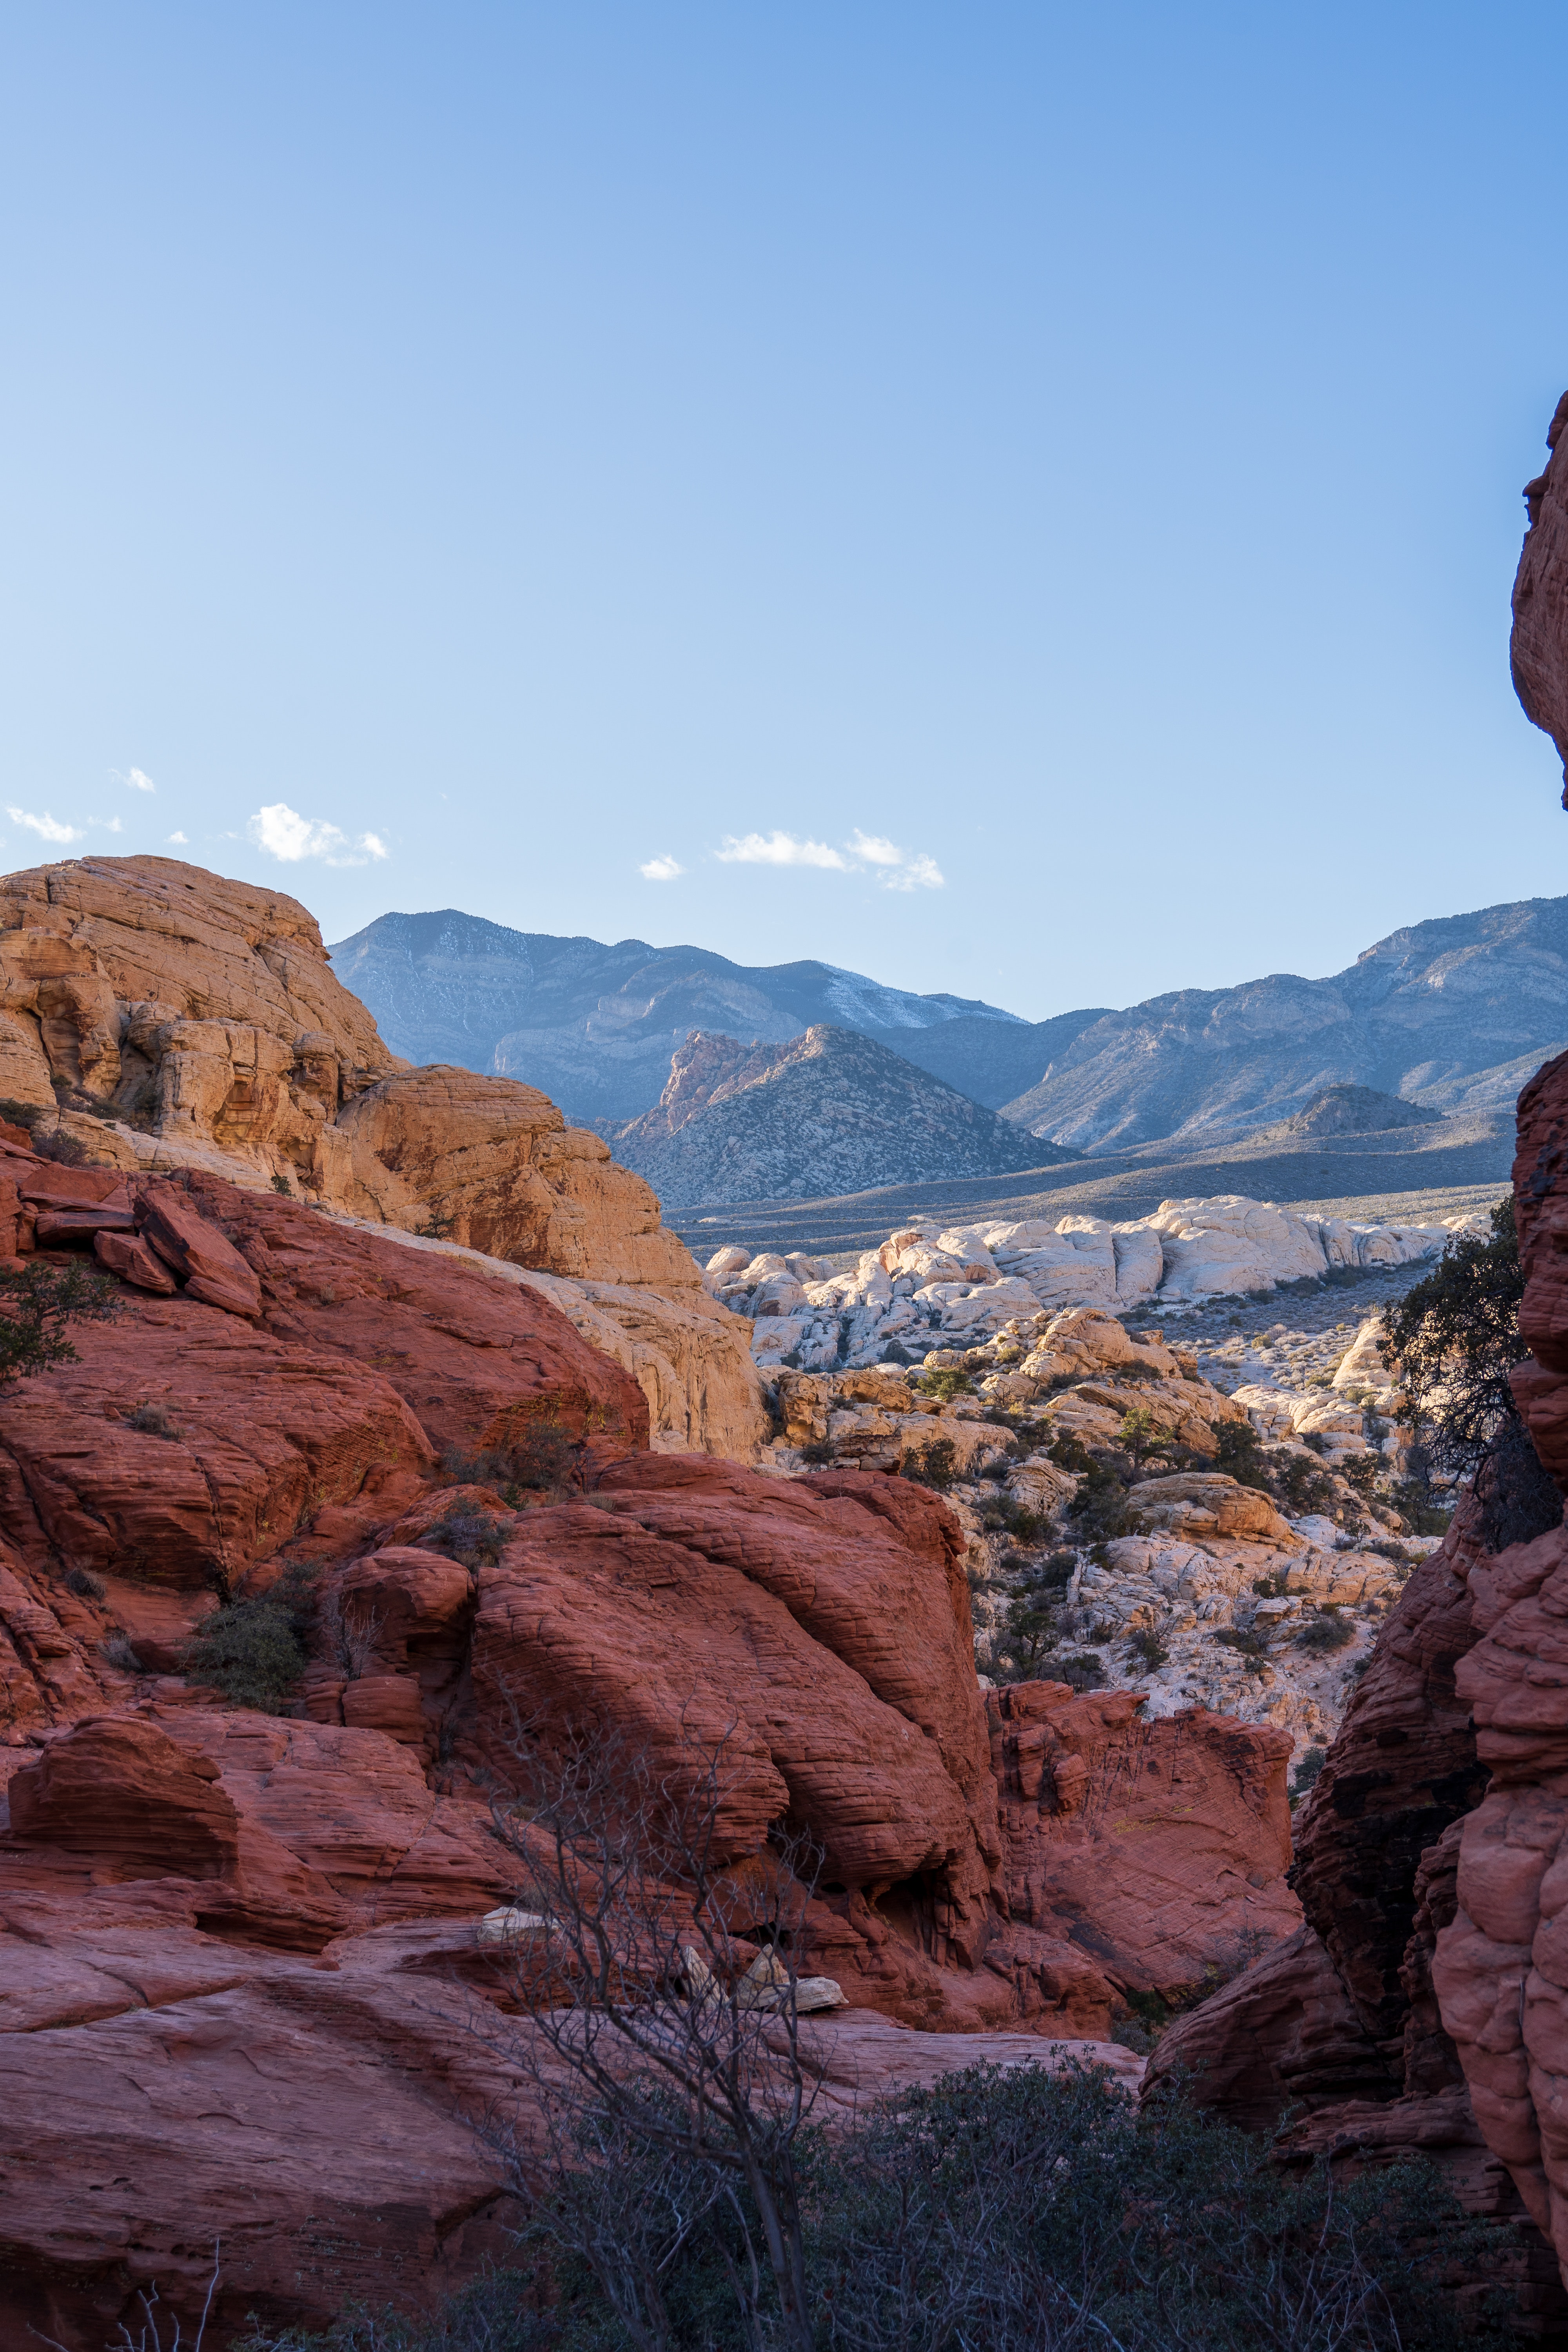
0, 854, 766, 1459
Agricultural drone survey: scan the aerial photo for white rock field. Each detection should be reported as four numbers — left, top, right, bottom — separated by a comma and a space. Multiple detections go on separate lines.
706, 1193, 1490, 1372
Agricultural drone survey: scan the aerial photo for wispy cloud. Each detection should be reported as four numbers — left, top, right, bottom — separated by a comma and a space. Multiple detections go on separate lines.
716, 831, 852, 871
114, 767, 156, 793
713, 827, 944, 889
848, 830, 945, 889
639, 854, 684, 881
247, 803, 389, 867
167, 831, 189, 845
7, 807, 83, 845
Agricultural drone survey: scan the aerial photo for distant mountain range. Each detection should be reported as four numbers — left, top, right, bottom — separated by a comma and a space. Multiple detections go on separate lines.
327, 911, 1022, 1127
330, 894, 1568, 1174
611, 1026, 1075, 1207
998, 897, 1568, 1150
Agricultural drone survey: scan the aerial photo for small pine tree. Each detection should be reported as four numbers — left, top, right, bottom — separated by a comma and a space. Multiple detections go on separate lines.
0, 1261, 118, 1382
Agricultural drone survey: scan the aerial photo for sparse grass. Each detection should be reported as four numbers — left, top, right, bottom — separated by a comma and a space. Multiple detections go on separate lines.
127, 1401, 182, 1440
65, 1565, 106, 1599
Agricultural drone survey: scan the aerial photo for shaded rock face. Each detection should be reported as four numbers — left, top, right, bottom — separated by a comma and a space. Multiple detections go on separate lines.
1512, 391, 1568, 802
0, 856, 768, 1461
1146, 1505, 1564, 2323
613, 1024, 1070, 1209
1, 854, 690, 1294
984, 1683, 1299, 2038
1415, 1045, 1568, 2277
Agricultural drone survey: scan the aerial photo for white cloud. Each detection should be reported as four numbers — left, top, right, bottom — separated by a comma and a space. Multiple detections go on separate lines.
713, 826, 944, 889
716, 831, 852, 871
114, 767, 156, 793
7, 807, 83, 844
880, 852, 945, 893
167, 831, 189, 845
89, 815, 124, 834
639, 854, 684, 881
848, 831, 903, 866
247, 803, 389, 867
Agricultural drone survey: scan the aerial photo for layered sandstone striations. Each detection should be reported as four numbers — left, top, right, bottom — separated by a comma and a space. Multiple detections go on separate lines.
0, 856, 765, 1459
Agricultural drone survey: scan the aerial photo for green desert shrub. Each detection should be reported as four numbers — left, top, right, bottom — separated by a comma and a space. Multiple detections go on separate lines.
420, 1511, 510, 1567
1386, 1197, 1559, 1552
904, 1436, 958, 1490
1272, 1453, 1337, 1519
1212, 1417, 1272, 1492
183, 1564, 316, 1711
1046, 1650, 1107, 1692
1067, 1454, 1133, 1541
1296, 1610, 1355, 1656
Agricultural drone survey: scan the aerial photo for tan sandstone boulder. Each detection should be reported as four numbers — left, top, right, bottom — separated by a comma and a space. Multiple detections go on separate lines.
0, 858, 767, 1460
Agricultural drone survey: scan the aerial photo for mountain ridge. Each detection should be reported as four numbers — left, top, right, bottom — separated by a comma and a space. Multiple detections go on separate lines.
1001, 894, 1568, 1150
610, 1024, 1075, 1207
332, 892, 1568, 1156
327, 910, 1022, 1126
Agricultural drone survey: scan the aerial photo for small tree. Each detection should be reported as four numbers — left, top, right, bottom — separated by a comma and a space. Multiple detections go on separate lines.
476, 1719, 829, 2352
0, 1259, 118, 1382
1117, 1408, 1166, 1474
1385, 1198, 1559, 1550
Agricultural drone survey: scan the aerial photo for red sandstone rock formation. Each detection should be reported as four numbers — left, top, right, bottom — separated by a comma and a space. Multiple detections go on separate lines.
984, 1681, 1298, 2038
1135, 402, 1568, 2333
0, 1114, 1307, 2342
1426, 1053, 1568, 2273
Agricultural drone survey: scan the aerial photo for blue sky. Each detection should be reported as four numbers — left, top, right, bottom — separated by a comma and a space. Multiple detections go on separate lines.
2, 3, 1565, 1020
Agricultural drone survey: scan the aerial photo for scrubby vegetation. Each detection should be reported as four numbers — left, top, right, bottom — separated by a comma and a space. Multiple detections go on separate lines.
1295, 1610, 1355, 1656
1386, 1197, 1558, 1552
237, 2066, 1499, 2352
442, 1421, 580, 1504
420, 1510, 511, 1567
1212, 1417, 1272, 1492
182, 1563, 317, 1710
